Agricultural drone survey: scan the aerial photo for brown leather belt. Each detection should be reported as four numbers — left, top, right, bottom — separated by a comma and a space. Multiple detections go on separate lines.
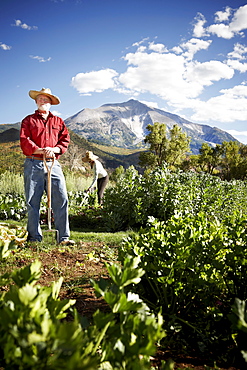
26, 156, 54, 161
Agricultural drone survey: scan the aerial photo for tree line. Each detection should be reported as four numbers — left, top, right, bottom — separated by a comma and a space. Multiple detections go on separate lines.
138, 122, 247, 180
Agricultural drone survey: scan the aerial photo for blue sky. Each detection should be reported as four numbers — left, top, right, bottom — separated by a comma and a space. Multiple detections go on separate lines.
1, 0, 247, 143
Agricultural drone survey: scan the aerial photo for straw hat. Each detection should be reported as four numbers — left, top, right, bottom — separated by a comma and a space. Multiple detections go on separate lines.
29, 88, 60, 105
82, 151, 99, 162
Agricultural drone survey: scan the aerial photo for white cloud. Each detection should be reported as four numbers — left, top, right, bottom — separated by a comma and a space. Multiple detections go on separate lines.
227, 43, 247, 60
51, 110, 61, 116
29, 55, 51, 62
179, 38, 212, 60
226, 129, 247, 144
148, 42, 168, 53
132, 37, 149, 47
207, 23, 236, 39
13, 19, 38, 30
171, 45, 183, 54
115, 38, 245, 125
136, 45, 147, 52
70, 4, 247, 126
207, 5, 247, 39
0, 42, 11, 50
214, 7, 232, 23
227, 129, 247, 136
192, 13, 208, 38
225, 43, 247, 72
192, 6, 247, 40
190, 85, 247, 123
119, 51, 200, 102
140, 100, 159, 108
226, 59, 247, 73
220, 84, 247, 98
185, 60, 234, 86
230, 4, 247, 33
118, 47, 234, 106
71, 69, 118, 94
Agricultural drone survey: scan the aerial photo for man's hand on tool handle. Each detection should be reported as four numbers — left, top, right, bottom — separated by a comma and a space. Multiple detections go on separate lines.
32, 147, 61, 157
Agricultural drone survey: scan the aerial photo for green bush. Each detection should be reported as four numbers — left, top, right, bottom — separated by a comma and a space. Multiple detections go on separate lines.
229, 299, 247, 366
119, 213, 247, 365
102, 166, 247, 231
0, 256, 165, 369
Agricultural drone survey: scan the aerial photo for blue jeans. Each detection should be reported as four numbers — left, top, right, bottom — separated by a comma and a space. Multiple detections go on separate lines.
24, 157, 70, 243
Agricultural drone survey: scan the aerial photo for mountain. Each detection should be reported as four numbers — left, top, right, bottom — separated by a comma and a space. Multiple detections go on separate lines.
65, 99, 238, 154
0, 122, 21, 134
0, 99, 239, 171
0, 128, 20, 143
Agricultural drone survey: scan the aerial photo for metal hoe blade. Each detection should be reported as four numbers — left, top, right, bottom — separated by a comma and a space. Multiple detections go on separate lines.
43, 155, 59, 243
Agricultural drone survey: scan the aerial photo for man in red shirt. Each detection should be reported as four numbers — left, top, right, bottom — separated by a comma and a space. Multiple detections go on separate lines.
20, 88, 74, 245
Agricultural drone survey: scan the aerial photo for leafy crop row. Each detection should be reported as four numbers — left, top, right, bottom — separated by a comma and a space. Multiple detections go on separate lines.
0, 257, 168, 369
103, 165, 247, 231
0, 191, 94, 222
119, 213, 247, 365
1, 166, 247, 233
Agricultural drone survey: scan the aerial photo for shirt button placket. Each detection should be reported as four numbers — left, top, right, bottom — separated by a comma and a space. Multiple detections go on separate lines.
46, 124, 49, 144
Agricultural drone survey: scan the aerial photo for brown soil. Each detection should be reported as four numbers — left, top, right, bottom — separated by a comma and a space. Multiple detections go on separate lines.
11, 241, 242, 370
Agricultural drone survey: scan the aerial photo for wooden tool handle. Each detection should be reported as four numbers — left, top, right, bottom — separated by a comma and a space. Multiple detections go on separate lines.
43, 155, 55, 230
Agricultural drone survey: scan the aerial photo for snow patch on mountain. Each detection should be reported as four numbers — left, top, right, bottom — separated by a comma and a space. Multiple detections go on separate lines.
121, 115, 146, 140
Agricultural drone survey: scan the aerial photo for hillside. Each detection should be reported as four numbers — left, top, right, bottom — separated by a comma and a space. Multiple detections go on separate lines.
0, 126, 142, 174
68, 130, 143, 171
0, 141, 23, 174
0, 128, 20, 142
0, 122, 21, 134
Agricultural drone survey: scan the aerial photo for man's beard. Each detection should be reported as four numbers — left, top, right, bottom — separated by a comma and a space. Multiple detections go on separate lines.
37, 103, 51, 112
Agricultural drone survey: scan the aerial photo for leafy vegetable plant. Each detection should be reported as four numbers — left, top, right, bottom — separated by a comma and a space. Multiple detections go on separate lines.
119, 212, 247, 364
0, 256, 166, 369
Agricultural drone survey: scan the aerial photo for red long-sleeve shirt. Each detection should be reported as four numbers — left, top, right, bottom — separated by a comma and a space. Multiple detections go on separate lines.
20, 110, 70, 159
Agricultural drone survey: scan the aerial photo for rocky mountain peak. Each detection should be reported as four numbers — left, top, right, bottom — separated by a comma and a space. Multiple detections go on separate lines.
65, 99, 238, 153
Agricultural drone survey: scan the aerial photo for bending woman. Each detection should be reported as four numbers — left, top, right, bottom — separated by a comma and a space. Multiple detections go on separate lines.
82, 151, 109, 205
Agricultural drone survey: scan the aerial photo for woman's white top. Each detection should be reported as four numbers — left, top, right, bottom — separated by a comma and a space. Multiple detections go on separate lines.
89, 159, 108, 189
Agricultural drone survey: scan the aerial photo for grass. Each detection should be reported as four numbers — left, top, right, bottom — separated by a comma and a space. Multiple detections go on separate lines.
0, 171, 24, 194
71, 229, 136, 244
0, 219, 134, 280
93, 142, 145, 155
0, 170, 93, 195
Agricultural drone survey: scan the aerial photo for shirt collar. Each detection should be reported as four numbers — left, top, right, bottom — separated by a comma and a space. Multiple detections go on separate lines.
35, 109, 54, 118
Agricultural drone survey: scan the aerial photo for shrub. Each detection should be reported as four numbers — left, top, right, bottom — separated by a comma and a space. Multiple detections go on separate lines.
119, 213, 247, 364
0, 256, 165, 369
102, 165, 247, 231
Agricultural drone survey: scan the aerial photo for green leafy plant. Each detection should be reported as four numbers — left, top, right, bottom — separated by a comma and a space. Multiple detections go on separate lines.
102, 165, 247, 231
0, 260, 98, 369
0, 193, 27, 220
228, 299, 247, 365
0, 255, 166, 369
92, 255, 165, 369
0, 222, 27, 259
119, 213, 247, 364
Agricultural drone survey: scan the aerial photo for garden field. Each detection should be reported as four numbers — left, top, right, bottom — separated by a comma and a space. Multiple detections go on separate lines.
0, 166, 247, 369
